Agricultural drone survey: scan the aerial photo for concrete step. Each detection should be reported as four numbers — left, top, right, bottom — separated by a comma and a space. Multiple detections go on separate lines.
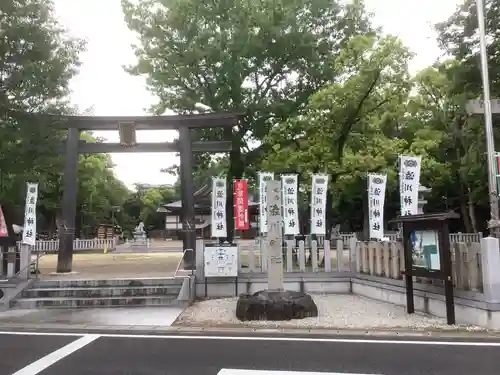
11, 295, 180, 309
33, 277, 183, 288
22, 285, 182, 299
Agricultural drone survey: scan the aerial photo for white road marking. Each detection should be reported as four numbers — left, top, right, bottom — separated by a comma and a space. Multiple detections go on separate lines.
218, 370, 379, 375
11, 334, 100, 375
0, 330, 499, 347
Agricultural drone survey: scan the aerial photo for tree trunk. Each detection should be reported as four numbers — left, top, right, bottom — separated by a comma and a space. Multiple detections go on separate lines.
325, 175, 338, 240
459, 197, 473, 233
224, 129, 244, 243
466, 187, 478, 232
362, 189, 370, 241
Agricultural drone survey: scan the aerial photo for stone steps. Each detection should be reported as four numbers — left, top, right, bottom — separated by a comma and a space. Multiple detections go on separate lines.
21, 285, 181, 299
32, 277, 181, 288
12, 277, 186, 309
11, 295, 180, 309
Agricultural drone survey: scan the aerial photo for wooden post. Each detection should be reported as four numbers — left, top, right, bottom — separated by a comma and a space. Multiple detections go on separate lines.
57, 128, 80, 273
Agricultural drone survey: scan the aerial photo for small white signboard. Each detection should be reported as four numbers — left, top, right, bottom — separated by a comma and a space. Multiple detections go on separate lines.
204, 244, 238, 277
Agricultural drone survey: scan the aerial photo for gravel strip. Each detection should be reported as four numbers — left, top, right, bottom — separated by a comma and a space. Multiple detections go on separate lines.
175, 294, 484, 331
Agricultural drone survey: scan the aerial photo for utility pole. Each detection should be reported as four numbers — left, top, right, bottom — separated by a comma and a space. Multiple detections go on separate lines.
476, 0, 500, 236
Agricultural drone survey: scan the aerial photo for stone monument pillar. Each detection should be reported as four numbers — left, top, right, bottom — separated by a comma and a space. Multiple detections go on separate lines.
265, 180, 284, 291
235, 180, 318, 321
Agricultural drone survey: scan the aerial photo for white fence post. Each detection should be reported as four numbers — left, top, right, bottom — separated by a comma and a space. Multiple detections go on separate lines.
480, 237, 500, 302
298, 240, 306, 271
311, 240, 319, 272
286, 240, 294, 272
18, 244, 31, 280
336, 239, 344, 272
349, 236, 357, 272
324, 240, 331, 272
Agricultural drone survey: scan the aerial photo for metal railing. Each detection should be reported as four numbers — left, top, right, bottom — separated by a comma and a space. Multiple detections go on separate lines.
174, 248, 195, 304
174, 248, 195, 278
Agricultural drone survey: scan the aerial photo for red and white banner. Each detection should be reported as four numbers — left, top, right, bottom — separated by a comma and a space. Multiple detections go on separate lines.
234, 179, 249, 230
0, 205, 8, 237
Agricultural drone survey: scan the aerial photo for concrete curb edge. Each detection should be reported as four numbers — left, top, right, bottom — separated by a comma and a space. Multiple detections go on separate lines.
0, 322, 499, 339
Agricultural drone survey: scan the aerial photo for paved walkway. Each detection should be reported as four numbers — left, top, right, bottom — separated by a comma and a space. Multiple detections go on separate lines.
1, 331, 500, 375
0, 306, 184, 330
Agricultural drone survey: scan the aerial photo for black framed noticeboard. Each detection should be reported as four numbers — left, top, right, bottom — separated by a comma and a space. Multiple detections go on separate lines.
390, 212, 458, 325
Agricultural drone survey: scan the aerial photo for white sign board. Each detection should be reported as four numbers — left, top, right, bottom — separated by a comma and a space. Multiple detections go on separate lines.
399, 155, 421, 216
368, 174, 387, 240
281, 174, 299, 235
310, 174, 328, 235
258, 172, 274, 233
22, 182, 38, 245
204, 244, 238, 277
466, 99, 500, 114
211, 177, 227, 238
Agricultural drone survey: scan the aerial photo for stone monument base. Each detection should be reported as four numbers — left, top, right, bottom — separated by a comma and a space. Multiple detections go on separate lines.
235, 290, 318, 321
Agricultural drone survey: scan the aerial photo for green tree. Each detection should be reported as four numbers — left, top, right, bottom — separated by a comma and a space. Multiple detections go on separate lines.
120, 184, 179, 237
164, 156, 229, 192
77, 147, 131, 237
416, 0, 500, 231
0, 0, 85, 226
263, 35, 412, 232
403, 62, 488, 232
122, 0, 374, 239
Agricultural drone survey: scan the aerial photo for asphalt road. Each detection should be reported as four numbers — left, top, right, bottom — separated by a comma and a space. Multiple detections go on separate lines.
2, 331, 500, 375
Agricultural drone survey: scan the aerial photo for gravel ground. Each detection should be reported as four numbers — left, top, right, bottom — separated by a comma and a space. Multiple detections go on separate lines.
175, 294, 483, 331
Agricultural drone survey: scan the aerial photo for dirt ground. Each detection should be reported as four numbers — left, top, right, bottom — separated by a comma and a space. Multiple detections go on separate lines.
35, 252, 184, 280
32, 242, 349, 280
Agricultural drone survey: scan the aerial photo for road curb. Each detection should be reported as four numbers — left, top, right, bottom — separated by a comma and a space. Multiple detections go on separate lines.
0, 322, 499, 340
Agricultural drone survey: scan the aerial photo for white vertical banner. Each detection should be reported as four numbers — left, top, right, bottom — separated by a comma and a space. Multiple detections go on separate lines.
281, 174, 300, 235
258, 172, 274, 233
22, 182, 39, 245
211, 177, 227, 238
399, 155, 421, 216
310, 174, 328, 235
368, 174, 387, 240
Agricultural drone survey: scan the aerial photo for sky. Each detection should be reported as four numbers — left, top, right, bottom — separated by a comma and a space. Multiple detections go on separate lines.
53, 0, 463, 189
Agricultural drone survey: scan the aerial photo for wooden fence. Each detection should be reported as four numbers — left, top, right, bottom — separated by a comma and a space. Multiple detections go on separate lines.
238, 233, 484, 293
354, 241, 483, 292
16, 238, 117, 253
338, 232, 482, 243
239, 239, 347, 273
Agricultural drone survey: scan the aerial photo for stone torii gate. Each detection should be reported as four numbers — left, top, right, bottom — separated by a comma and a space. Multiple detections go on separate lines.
40, 113, 239, 273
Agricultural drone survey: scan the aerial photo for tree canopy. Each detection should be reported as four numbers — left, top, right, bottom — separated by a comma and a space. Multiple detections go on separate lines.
0, 0, 158, 237
2, 0, 500, 238
123, 0, 500, 235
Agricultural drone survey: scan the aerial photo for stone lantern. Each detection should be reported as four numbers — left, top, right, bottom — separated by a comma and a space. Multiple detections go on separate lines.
417, 185, 431, 214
